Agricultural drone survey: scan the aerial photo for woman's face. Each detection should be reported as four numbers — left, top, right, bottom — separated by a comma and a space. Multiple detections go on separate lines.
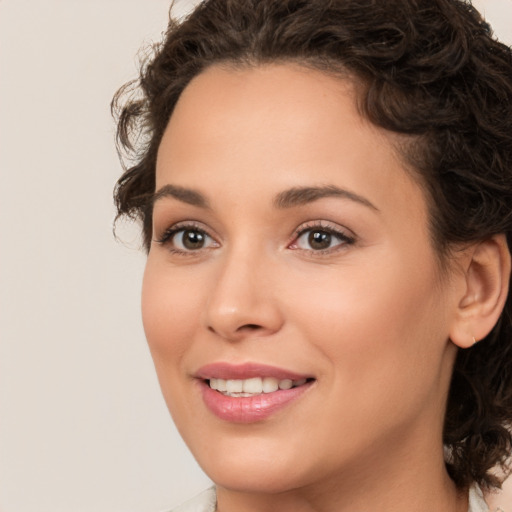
143, 64, 461, 493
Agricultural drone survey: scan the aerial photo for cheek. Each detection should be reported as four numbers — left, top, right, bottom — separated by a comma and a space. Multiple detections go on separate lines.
287, 254, 448, 400
141, 260, 202, 366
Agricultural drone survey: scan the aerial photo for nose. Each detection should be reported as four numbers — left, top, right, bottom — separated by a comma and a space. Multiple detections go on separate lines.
202, 249, 284, 342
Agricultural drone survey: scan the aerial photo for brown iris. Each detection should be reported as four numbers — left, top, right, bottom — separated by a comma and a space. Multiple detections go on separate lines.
308, 230, 332, 250
181, 229, 206, 250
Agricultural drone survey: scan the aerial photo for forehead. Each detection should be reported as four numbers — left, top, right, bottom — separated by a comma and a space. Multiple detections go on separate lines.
156, 63, 428, 231
160, 63, 364, 157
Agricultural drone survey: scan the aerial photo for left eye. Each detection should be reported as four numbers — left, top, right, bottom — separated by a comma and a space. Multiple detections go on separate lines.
294, 229, 348, 251
171, 228, 215, 251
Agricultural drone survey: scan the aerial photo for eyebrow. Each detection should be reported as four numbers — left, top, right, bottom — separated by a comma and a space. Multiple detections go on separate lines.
152, 184, 210, 209
273, 185, 379, 211
151, 183, 378, 212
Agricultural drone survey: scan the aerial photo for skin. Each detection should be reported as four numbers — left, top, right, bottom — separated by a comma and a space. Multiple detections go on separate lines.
142, 64, 477, 512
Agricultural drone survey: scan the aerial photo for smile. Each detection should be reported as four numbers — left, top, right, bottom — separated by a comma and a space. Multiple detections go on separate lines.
208, 376, 308, 397
196, 363, 315, 422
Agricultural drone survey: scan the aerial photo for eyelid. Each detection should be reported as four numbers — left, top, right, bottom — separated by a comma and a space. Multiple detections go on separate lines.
153, 219, 355, 255
154, 220, 219, 249
288, 220, 356, 253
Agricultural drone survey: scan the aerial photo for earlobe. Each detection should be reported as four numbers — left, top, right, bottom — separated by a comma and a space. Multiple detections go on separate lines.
449, 234, 511, 349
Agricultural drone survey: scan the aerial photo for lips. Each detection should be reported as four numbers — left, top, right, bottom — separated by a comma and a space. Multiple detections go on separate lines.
196, 362, 311, 381
196, 363, 315, 423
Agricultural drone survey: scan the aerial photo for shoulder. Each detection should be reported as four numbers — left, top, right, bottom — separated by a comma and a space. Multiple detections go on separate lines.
166, 487, 217, 512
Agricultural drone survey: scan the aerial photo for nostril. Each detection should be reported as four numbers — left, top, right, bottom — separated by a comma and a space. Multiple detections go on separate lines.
239, 324, 261, 331
207, 323, 261, 335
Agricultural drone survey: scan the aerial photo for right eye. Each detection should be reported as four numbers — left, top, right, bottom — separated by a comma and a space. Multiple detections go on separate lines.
156, 225, 218, 253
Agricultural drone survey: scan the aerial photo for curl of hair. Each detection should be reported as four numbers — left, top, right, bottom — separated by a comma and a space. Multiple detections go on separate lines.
112, 0, 512, 490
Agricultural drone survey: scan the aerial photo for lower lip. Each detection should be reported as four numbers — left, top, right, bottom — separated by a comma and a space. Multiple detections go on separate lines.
199, 380, 313, 423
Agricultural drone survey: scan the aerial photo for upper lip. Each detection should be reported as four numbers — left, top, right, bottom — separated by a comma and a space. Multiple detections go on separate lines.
195, 362, 313, 381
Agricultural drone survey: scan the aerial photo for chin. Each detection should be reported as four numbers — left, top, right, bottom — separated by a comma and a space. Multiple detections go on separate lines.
205, 462, 307, 495
189, 431, 330, 496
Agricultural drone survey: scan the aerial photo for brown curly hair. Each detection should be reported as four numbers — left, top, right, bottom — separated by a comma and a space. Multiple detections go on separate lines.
112, 0, 512, 491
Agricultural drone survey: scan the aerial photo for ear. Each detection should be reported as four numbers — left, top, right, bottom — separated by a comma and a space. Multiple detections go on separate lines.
449, 234, 511, 349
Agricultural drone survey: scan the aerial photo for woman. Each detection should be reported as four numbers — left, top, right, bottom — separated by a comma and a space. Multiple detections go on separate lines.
112, 0, 512, 510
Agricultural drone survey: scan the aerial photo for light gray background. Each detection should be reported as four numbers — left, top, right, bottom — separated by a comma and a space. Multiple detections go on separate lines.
1, 1, 511, 511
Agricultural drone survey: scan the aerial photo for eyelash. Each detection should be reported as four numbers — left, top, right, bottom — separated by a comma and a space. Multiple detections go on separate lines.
155, 221, 218, 256
154, 221, 355, 256
289, 221, 356, 255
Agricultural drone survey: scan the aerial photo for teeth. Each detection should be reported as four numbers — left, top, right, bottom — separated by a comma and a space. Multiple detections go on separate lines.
226, 379, 243, 393
279, 379, 293, 390
209, 376, 309, 395
262, 377, 279, 393
243, 377, 263, 393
